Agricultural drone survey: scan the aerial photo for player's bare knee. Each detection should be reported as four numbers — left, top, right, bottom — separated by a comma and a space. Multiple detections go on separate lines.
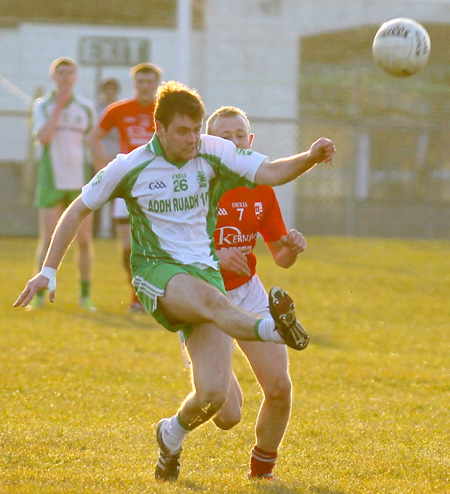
264, 375, 292, 406
214, 409, 241, 430
198, 388, 229, 417
200, 290, 232, 322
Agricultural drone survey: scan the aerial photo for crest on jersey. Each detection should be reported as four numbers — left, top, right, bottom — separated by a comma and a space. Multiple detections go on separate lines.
91, 170, 105, 186
196, 171, 207, 188
255, 202, 263, 217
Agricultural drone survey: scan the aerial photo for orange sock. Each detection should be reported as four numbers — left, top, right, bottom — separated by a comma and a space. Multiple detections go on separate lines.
249, 445, 277, 478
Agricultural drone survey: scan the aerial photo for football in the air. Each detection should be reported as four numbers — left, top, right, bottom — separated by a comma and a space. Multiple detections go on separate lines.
372, 18, 430, 77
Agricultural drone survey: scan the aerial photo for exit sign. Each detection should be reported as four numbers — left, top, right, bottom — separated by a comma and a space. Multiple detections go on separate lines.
79, 36, 150, 66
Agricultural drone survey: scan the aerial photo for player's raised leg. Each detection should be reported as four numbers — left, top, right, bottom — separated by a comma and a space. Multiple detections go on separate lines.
157, 273, 301, 347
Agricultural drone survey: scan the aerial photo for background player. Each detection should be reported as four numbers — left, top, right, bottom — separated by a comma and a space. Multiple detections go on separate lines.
95, 78, 120, 238
205, 106, 306, 479
31, 57, 96, 311
88, 63, 162, 312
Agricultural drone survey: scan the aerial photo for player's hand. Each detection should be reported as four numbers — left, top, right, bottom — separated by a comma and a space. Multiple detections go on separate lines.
13, 273, 56, 308
280, 229, 307, 255
217, 247, 252, 277
55, 86, 73, 108
309, 137, 335, 166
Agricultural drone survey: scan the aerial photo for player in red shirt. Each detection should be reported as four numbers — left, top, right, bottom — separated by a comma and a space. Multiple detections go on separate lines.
88, 63, 162, 311
207, 106, 307, 480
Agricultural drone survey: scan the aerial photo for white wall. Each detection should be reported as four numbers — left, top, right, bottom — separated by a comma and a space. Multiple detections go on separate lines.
1, 0, 450, 222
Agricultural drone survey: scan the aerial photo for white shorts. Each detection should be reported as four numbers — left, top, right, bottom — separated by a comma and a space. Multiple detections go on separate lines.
113, 198, 129, 220
227, 275, 270, 318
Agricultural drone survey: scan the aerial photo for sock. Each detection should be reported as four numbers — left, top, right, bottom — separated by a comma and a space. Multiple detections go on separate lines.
80, 280, 91, 299
254, 319, 284, 343
250, 445, 278, 477
161, 413, 190, 452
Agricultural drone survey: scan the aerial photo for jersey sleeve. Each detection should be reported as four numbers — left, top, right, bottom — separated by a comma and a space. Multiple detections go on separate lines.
201, 136, 267, 205
258, 187, 288, 242
81, 155, 124, 210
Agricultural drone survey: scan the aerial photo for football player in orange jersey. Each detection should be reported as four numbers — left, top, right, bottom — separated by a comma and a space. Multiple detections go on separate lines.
207, 106, 307, 480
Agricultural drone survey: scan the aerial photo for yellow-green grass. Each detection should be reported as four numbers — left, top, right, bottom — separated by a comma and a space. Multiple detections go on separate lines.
1, 237, 449, 494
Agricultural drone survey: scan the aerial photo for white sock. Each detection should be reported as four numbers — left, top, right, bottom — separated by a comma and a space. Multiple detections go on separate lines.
255, 318, 284, 343
161, 414, 189, 452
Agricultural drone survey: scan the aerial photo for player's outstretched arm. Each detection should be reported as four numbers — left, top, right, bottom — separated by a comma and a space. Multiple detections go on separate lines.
13, 196, 93, 308
254, 137, 335, 186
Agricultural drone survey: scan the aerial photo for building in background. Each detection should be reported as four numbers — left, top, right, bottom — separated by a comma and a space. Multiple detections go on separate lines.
1, 0, 450, 237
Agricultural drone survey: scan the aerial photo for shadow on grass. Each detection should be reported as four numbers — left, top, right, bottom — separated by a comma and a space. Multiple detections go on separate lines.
178, 479, 346, 494
310, 487, 346, 494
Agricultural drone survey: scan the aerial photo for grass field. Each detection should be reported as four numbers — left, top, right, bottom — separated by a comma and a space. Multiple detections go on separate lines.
1, 236, 449, 494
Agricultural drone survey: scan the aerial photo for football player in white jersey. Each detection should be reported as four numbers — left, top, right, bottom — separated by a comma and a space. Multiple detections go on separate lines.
30, 57, 96, 311
15, 81, 335, 482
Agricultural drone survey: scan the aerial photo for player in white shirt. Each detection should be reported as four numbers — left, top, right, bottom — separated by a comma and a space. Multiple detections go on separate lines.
15, 81, 335, 481
31, 57, 96, 311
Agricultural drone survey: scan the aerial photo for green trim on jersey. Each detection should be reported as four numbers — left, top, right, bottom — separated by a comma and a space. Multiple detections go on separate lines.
107, 156, 176, 268
147, 134, 189, 168
197, 150, 257, 257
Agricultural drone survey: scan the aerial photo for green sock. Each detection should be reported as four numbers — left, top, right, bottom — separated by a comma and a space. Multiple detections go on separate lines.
80, 280, 91, 299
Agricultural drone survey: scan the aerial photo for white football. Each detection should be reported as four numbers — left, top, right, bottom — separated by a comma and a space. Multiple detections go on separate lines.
372, 18, 430, 77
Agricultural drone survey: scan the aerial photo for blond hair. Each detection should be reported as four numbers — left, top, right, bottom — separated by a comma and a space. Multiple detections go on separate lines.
206, 106, 251, 135
50, 57, 78, 75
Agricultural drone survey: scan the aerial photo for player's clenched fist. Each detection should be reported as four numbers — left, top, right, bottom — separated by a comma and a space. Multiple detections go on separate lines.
308, 137, 335, 165
280, 229, 307, 255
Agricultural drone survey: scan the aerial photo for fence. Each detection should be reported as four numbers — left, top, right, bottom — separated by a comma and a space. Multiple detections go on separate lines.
1, 109, 449, 239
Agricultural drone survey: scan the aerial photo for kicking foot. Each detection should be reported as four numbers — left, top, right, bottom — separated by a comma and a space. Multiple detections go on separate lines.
269, 286, 309, 351
155, 419, 182, 481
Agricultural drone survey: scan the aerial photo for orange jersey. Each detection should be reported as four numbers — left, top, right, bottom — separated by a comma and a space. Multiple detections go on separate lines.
98, 98, 156, 153
214, 185, 287, 290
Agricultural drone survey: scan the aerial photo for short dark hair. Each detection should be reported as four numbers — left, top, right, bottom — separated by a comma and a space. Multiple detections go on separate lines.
154, 81, 205, 128
99, 78, 120, 92
130, 63, 162, 81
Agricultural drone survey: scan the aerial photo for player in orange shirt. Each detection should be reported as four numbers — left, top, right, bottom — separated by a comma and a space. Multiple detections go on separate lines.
206, 106, 307, 480
88, 63, 162, 311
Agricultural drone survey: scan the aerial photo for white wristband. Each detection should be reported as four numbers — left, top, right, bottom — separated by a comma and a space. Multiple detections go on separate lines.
40, 266, 57, 291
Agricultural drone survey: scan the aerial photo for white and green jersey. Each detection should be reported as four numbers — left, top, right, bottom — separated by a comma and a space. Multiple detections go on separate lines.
33, 92, 96, 190
82, 134, 267, 270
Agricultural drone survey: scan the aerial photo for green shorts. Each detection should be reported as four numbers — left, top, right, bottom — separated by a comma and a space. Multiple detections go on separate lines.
35, 152, 93, 209
132, 261, 226, 340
